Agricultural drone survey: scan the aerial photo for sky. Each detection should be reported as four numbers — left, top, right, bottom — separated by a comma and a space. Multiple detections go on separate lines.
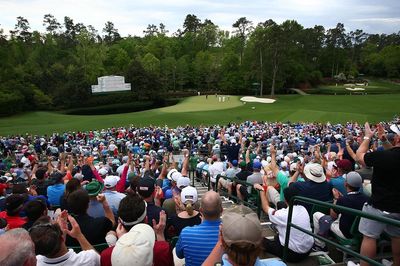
1, 0, 399, 37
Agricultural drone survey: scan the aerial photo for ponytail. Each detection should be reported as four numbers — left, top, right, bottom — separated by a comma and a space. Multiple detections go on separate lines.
186, 202, 194, 216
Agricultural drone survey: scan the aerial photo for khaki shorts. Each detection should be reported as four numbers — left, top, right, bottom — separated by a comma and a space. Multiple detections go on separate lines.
219, 178, 233, 189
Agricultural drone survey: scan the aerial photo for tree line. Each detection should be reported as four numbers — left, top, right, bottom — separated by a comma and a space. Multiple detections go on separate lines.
0, 14, 399, 115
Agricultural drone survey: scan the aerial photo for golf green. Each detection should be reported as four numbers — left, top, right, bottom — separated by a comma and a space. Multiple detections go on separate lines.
0, 94, 398, 136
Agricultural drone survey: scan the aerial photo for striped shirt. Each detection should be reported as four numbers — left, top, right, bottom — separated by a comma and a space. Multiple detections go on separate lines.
175, 219, 221, 266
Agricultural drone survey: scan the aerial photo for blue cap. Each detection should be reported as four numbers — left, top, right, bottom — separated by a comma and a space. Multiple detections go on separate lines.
253, 161, 262, 170
231, 160, 238, 167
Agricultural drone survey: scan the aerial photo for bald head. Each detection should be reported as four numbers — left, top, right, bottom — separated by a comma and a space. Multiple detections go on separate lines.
0, 229, 36, 266
200, 191, 222, 220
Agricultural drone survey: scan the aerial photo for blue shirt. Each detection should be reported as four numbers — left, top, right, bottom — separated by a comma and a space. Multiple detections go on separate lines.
47, 183, 65, 206
221, 254, 286, 266
103, 190, 126, 216
176, 219, 221, 266
329, 175, 347, 196
87, 200, 105, 218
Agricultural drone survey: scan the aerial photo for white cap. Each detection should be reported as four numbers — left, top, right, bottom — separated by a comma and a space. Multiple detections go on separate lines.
181, 186, 198, 204
111, 223, 155, 266
280, 161, 288, 168
104, 175, 120, 188
98, 168, 108, 176
177, 176, 190, 189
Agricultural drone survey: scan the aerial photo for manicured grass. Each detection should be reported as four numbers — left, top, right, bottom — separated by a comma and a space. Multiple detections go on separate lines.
0, 94, 399, 136
311, 79, 400, 94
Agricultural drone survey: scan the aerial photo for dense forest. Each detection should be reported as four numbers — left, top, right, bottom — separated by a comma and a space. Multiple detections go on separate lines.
0, 14, 399, 115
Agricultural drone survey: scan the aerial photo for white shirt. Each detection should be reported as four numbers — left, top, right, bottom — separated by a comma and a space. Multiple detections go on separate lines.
268, 205, 314, 253
209, 161, 225, 182
37, 249, 100, 266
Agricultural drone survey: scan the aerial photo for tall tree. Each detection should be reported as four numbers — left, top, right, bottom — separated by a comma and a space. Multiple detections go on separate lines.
232, 17, 252, 64
43, 14, 61, 34
103, 21, 121, 44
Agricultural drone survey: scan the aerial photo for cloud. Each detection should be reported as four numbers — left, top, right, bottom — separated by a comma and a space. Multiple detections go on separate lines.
0, 0, 399, 36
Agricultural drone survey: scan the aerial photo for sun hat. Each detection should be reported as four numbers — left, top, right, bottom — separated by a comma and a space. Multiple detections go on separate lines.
170, 171, 182, 182
84, 181, 104, 196
167, 169, 178, 180
390, 124, 400, 136
180, 186, 198, 204
221, 205, 262, 246
303, 163, 326, 183
111, 223, 155, 266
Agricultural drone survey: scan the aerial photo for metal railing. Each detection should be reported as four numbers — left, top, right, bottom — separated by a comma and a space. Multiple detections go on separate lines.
215, 174, 262, 217
283, 196, 400, 265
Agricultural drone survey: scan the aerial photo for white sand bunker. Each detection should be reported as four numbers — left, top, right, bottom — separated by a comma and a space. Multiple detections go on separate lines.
345, 87, 365, 91
240, 96, 276, 104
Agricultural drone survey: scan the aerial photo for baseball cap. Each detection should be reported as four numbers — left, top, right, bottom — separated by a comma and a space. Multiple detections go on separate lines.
84, 181, 104, 196
231, 160, 238, 167
346, 171, 363, 188
253, 161, 262, 170
177, 176, 190, 189
222, 205, 262, 246
98, 168, 108, 176
104, 175, 120, 188
137, 178, 155, 198
111, 223, 155, 266
239, 161, 247, 168
336, 159, 352, 172
181, 186, 198, 204
303, 163, 326, 183
5, 194, 25, 213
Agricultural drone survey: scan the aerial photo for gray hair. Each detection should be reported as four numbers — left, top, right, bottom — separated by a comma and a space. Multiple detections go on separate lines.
0, 228, 36, 266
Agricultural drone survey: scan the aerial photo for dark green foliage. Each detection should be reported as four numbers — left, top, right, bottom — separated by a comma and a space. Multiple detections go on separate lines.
0, 14, 399, 116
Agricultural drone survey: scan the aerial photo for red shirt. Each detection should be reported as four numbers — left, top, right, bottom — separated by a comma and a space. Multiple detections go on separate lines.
0, 211, 27, 229
100, 241, 173, 266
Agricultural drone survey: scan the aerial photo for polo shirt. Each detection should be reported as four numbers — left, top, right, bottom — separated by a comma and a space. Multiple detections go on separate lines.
47, 183, 65, 206
290, 180, 333, 213
329, 175, 347, 196
36, 249, 100, 266
176, 219, 221, 266
221, 254, 286, 266
103, 190, 126, 216
336, 191, 369, 238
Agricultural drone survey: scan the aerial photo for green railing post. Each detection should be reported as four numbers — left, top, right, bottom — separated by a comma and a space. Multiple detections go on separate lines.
281, 196, 400, 266
282, 198, 294, 262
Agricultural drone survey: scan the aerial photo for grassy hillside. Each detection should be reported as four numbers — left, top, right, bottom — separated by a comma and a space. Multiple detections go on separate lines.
0, 94, 399, 136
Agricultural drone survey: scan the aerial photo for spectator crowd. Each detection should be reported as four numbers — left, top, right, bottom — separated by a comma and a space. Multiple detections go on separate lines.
0, 119, 399, 266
